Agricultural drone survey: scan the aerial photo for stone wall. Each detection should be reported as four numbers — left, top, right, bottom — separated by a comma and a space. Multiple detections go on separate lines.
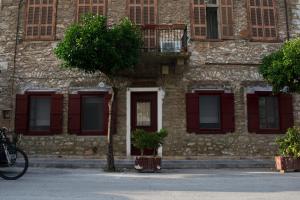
0, 0, 299, 159
289, 0, 300, 37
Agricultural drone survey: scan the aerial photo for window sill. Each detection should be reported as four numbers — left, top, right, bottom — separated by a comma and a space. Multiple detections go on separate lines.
76, 131, 107, 136
25, 131, 54, 136
253, 129, 284, 134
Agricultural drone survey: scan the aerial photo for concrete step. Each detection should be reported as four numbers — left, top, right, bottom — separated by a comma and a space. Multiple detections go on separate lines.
28, 158, 275, 169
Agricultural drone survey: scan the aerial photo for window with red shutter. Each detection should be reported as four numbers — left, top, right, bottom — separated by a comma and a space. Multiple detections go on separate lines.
248, 0, 277, 41
191, 0, 234, 40
15, 92, 63, 135
77, 0, 107, 21
247, 92, 293, 134
68, 92, 110, 136
186, 91, 235, 134
25, 0, 57, 40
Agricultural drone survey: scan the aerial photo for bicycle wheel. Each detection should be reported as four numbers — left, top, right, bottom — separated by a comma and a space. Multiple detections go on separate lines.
0, 148, 28, 180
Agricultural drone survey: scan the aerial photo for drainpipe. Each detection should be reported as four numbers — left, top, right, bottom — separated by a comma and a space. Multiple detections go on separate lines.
284, 0, 290, 41
10, 0, 24, 130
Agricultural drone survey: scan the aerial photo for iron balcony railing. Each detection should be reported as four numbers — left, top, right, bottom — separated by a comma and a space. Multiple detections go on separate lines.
140, 24, 188, 53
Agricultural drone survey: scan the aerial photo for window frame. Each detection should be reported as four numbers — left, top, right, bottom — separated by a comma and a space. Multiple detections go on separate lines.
193, 91, 225, 134
255, 91, 281, 133
76, 91, 108, 136
197, 91, 223, 132
24, 0, 58, 41
76, 0, 108, 22
25, 91, 55, 135
246, 0, 279, 42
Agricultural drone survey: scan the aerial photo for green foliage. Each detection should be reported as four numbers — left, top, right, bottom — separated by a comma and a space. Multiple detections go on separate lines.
259, 37, 300, 93
276, 126, 300, 158
54, 14, 142, 77
131, 129, 168, 156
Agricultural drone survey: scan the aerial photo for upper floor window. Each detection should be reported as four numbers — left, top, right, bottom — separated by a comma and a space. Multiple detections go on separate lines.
25, 0, 57, 40
77, 0, 107, 21
127, 0, 157, 25
248, 0, 277, 41
191, 0, 233, 40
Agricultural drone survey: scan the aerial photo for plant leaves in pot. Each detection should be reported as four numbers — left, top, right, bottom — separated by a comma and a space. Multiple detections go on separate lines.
131, 129, 168, 172
275, 126, 300, 172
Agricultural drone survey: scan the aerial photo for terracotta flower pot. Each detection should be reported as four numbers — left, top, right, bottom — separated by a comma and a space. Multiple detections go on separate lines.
134, 156, 162, 172
275, 156, 300, 172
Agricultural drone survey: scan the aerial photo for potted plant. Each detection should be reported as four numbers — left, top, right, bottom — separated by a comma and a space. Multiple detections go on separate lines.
275, 126, 300, 173
131, 129, 168, 172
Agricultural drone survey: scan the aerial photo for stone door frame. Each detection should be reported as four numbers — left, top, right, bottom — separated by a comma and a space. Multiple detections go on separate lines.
126, 87, 164, 157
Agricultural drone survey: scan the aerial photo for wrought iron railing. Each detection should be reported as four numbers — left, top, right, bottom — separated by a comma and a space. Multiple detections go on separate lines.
140, 24, 188, 53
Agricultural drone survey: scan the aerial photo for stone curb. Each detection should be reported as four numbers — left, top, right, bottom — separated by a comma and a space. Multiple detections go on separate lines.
28, 158, 275, 169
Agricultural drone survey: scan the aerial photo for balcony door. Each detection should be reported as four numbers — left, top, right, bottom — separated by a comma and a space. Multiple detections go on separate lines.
128, 0, 158, 51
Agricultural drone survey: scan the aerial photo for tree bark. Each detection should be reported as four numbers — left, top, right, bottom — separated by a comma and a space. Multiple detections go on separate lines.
106, 87, 118, 171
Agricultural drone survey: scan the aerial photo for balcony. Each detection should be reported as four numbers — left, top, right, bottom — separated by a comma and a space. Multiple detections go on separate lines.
140, 24, 188, 54
126, 24, 189, 78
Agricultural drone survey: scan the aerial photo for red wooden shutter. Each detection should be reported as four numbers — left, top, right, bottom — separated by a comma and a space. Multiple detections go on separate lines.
191, 0, 206, 39
248, 0, 277, 40
279, 94, 294, 133
68, 94, 81, 134
104, 93, 112, 135
247, 93, 259, 133
221, 93, 235, 133
25, 0, 56, 39
186, 93, 199, 133
50, 94, 63, 134
15, 94, 29, 134
77, 0, 107, 21
220, 0, 234, 39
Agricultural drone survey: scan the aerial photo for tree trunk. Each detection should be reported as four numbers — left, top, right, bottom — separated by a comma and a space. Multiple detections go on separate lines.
106, 87, 118, 171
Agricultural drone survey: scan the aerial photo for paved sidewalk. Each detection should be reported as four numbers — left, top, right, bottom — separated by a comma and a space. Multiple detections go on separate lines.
1, 168, 300, 200
28, 157, 274, 169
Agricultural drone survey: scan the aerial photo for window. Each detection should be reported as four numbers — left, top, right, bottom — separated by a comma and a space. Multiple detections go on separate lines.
247, 92, 293, 134
68, 92, 110, 135
186, 92, 235, 134
15, 93, 63, 135
199, 95, 221, 128
191, 0, 233, 40
81, 96, 104, 131
77, 0, 107, 21
136, 101, 151, 126
248, 0, 277, 41
25, 0, 57, 40
259, 96, 279, 129
29, 96, 51, 131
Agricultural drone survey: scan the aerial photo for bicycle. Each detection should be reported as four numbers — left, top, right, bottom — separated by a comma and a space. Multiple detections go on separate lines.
0, 127, 28, 180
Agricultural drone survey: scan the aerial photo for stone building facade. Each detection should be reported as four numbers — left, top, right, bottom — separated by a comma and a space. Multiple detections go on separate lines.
0, 0, 299, 160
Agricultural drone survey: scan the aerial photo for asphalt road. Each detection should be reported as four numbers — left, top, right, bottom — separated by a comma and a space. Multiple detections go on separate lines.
0, 168, 300, 200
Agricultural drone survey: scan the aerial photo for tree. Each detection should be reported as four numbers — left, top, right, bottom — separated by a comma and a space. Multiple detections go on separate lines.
259, 38, 300, 93
54, 14, 142, 171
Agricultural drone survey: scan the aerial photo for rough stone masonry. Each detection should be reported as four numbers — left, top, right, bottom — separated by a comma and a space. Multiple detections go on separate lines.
0, 0, 300, 160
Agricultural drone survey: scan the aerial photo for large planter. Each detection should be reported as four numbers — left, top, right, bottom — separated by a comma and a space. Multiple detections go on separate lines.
134, 156, 161, 172
275, 156, 300, 172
